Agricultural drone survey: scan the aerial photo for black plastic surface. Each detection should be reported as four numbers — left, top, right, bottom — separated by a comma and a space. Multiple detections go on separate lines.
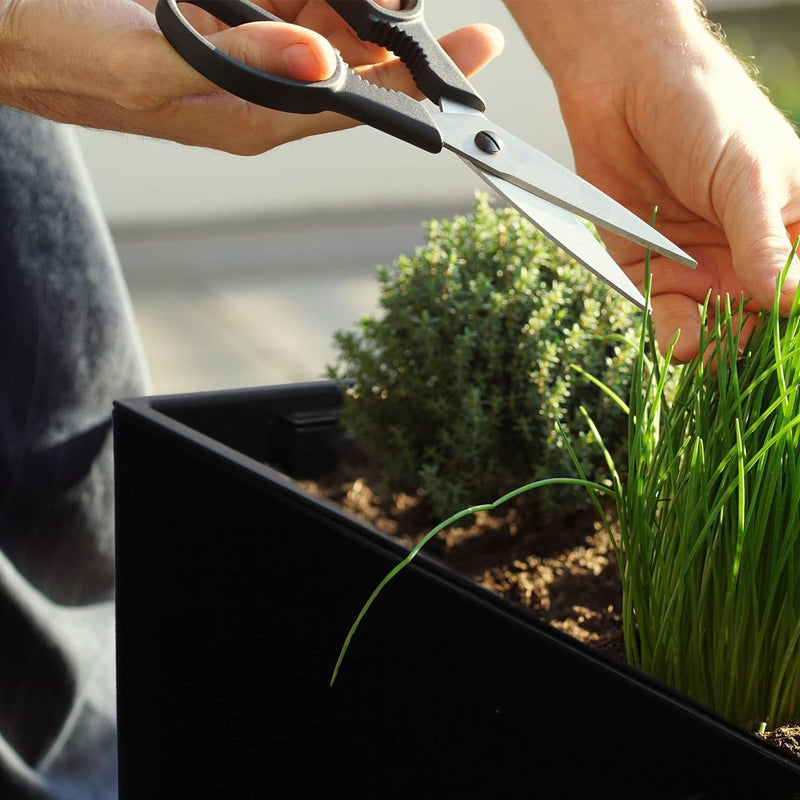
326, 0, 485, 110
113, 381, 800, 799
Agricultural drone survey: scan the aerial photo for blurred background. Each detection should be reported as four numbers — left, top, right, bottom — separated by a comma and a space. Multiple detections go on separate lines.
73, 0, 799, 396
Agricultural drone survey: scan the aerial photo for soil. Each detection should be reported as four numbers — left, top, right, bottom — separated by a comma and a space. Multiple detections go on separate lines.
302, 448, 800, 763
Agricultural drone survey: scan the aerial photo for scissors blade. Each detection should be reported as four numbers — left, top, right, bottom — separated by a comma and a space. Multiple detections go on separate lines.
436, 100, 697, 270
465, 160, 648, 309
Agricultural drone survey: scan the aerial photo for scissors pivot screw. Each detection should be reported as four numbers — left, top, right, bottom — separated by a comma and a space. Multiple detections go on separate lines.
474, 130, 504, 155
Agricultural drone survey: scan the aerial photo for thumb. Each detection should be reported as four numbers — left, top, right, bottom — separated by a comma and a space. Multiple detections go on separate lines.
715, 133, 800, 313
725, 193, 800, 315
149, 20, 338, 104
207, 21, 338, 83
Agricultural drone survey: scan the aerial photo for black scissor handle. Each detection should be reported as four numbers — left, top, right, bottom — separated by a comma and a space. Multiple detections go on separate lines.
327, 0, 484, 111
155, 0, 444, 152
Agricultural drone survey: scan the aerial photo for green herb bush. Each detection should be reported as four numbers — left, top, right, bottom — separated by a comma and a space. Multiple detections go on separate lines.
326, 194, 641, 517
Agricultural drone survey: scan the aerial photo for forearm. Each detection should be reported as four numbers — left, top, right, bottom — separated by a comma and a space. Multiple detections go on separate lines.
503, 1, 722, 89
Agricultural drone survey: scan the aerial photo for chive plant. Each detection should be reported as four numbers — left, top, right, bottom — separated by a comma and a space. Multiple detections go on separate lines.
597, 247, 800, 731
333, 242, 800, 734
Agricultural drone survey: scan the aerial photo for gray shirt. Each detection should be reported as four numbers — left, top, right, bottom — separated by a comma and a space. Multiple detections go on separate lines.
0, 105, 149, 798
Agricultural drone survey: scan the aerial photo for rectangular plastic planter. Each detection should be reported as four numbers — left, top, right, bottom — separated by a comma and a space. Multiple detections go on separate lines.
113, 380, 800, 799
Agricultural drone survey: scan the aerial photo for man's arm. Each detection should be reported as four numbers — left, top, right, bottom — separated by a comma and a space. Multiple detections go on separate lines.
0, 0, 502, 155
505, 0, 800, 360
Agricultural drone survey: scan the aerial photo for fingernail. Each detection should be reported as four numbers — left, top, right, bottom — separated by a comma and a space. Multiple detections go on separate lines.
780, 251, 800, 295
282, 43, 331, 82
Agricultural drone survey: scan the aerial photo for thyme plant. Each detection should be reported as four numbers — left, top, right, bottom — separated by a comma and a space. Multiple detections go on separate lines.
327, 194, 640, 517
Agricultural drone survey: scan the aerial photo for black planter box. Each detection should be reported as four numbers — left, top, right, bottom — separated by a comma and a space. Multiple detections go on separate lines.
113, 381, 800, 799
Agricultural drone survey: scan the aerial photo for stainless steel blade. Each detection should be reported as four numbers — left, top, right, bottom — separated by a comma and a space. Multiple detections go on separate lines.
437, 100, 696, 271
465, 160, 648, 310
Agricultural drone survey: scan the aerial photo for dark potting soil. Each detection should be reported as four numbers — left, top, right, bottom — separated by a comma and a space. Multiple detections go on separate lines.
302, 448, 800, 763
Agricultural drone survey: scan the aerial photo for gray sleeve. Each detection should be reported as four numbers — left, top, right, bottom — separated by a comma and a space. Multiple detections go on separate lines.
0, 105, 149, 799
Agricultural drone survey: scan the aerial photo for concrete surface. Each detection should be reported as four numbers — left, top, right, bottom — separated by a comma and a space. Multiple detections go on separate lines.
116, 205, 458, 394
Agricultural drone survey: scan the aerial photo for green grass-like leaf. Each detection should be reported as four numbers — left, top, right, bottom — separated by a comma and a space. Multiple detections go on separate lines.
614, 240, 800, 728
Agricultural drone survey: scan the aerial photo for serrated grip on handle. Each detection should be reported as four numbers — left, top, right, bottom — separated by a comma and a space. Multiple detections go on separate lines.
326, 0, 485, 111
155, 0, 444, 152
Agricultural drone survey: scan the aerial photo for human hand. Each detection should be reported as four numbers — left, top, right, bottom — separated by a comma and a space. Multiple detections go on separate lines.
0, 0, 502, 155
506, 0, 800, 361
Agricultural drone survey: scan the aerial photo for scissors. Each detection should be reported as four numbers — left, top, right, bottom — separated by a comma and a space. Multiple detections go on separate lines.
155, 0, 697, 309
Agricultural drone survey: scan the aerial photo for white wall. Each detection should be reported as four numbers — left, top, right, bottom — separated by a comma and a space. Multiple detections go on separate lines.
74, 1, 569, 229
